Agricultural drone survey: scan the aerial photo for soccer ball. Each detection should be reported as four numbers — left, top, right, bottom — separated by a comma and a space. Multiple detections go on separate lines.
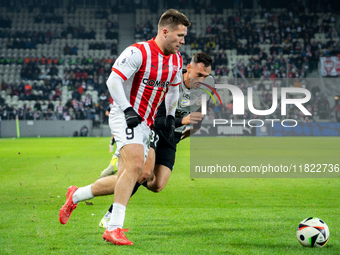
296, 217, 329, 248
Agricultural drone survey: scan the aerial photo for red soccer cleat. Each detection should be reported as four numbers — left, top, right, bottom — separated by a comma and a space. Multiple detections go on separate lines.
103, 228, 133, 245
59, 186, 78, 224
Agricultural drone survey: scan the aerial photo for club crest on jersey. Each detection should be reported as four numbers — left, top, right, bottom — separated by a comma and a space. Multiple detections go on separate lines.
195, 98, 202, 106
142, 78, 170, 88
181, 99, 190, 106
173, 65, 179, 72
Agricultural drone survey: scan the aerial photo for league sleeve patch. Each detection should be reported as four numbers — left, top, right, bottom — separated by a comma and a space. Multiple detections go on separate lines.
117, 55, 130, 68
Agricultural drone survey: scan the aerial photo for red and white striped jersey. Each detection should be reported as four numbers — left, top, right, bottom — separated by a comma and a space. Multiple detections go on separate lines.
111, 38, 182, 128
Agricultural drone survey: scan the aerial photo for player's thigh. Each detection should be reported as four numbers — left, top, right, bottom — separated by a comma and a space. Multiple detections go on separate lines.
110, 108, 150, 156
120, 143, 145, 173
143, 147, 155, 174
117, 156, 125, 178
154, 137, 176, 172
109, 108, 138, 154
150, 137, 176, 191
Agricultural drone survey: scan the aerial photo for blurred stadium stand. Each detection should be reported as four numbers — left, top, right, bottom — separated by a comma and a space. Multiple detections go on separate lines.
1, 0, 340, 125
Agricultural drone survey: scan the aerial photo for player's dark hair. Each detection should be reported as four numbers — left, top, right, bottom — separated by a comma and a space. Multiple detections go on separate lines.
158, 9, 191, 31
191, 52, 212, 68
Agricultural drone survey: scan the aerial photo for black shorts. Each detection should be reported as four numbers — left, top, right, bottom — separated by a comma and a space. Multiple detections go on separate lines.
150, 130, 176, 171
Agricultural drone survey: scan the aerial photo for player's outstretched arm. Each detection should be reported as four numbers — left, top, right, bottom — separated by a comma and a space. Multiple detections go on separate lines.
164, 84, 179, 117
181, 112, 204, 125
107, 74, 142, 128
106, 72, 130, 111
106, 46, 143, 128
106, 46, 142, 112
154, 101, 183, 130
164, 85, 179, 140
180, 112, 204, 140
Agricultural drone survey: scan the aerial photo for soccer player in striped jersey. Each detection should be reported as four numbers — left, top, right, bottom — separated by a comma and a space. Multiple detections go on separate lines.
98, 52, 213, 228
59, 9, 190, 246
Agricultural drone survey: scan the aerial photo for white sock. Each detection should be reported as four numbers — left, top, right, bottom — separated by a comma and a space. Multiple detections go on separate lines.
72, 184, 94, 204
107, 203, 126, 231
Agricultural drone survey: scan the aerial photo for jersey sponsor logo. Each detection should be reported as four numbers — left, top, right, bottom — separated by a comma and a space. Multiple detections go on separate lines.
142, 78, 170, 88
181, 98, 190, 106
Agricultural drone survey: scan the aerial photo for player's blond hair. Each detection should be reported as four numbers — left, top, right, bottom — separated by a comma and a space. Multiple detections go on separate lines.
158, 9, 191, 31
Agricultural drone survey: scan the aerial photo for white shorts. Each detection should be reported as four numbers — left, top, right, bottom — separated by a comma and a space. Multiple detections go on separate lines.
109, 105, 151, 160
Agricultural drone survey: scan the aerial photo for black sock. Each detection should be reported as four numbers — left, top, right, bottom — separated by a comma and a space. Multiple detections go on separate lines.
108, 204, 113, 213
131, 182, 142, 197
111, 137, 115, 145
107, 182, 142, 213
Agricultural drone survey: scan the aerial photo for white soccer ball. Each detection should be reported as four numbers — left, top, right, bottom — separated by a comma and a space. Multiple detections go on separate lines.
296, 217, 330, 248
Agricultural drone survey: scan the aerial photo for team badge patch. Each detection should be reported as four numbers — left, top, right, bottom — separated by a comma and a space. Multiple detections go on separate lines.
118, 56, 130, 67
195, 98, 202, 106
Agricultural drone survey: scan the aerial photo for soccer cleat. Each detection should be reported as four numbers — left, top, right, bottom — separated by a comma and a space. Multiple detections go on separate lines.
59, 186, 78, 224
99, 164, 115, 178
99, 155, 118, 178
99, 216, 110, 229
103, 228, 133, 246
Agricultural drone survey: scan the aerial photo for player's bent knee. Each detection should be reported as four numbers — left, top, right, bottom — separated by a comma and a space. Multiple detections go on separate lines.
124, 155, 144, 174
134, 160, 144, 173
127, 160, 144, 175
121, 144, 145, 174
151, 186, 164, 193
148, 182, 166, 193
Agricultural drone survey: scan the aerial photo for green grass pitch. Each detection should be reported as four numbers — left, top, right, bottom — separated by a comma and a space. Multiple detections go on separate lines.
0, 137, 339, 254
